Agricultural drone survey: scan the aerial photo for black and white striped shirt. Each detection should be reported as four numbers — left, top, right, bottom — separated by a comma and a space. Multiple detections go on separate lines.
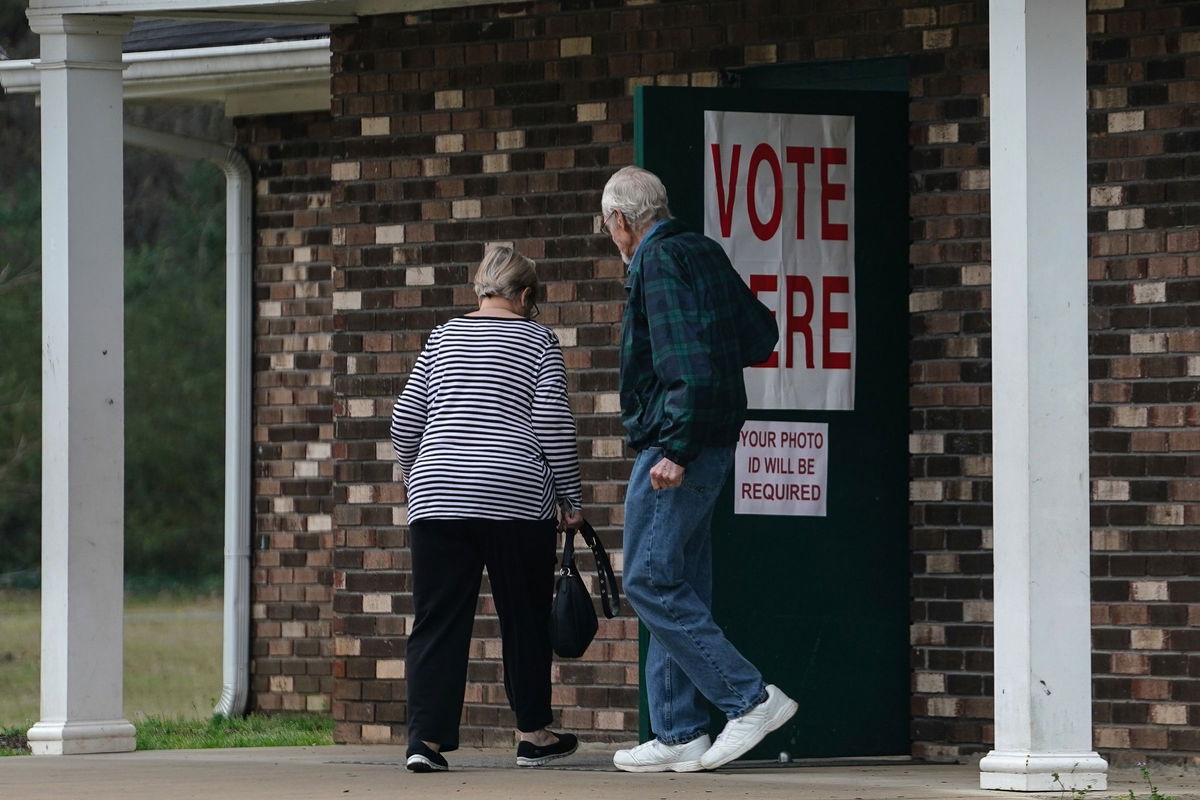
390, 316, 584, 522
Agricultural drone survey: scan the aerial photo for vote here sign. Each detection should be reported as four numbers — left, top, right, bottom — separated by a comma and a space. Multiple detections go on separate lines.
734, 421, 829, 517
704, 110, 855, 411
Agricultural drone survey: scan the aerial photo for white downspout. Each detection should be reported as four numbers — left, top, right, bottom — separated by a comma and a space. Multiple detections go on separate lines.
123, 124, 253, 718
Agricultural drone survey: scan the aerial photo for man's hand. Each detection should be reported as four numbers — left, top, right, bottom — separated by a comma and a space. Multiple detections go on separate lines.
562, 509, 585, 530
649, 456, 685, 490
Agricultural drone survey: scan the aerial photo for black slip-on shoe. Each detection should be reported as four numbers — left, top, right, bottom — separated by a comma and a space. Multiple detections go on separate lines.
516, 731, 579, 767
405, 741, 448, 773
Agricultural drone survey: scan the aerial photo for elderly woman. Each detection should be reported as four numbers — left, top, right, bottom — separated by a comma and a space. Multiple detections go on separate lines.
390, 244, 584, 772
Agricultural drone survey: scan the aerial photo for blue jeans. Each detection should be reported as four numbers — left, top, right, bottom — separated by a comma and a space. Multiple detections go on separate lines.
623, 445, 766, 745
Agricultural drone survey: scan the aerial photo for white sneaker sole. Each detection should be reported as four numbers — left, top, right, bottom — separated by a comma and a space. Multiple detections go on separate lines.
613, 758, 705, 773
517, 742, 579, 767
700, 696, 799, 770
405, 754, 448, 772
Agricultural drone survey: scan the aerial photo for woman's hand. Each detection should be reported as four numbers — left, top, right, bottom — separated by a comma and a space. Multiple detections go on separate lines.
561, 509, 585, 530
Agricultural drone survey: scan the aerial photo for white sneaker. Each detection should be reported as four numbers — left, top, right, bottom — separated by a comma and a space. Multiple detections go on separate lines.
700, 684, 797, 770
613, 735, 712, 773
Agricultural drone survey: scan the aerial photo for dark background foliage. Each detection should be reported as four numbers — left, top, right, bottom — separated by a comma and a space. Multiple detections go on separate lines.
0, 5, 230, 585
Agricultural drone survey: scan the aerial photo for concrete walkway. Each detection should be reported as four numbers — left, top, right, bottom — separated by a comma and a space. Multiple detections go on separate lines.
3, 744, 1198, 800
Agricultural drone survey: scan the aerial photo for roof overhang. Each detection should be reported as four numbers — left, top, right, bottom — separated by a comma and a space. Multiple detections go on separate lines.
0, 37, 332, 115
25, 0, 498, 22
3, 0, 505, 113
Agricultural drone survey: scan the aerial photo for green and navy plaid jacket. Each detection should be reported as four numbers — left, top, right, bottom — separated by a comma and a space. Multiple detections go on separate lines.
620, 219, 779, 466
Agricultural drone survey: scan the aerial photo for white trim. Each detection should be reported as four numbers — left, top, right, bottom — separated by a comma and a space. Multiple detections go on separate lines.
0, 38, 331, 116
27, 11, 135, 35
26, 0, 498, 17
27, 720, 138, 756
137, 8, 356, 22
980, 753, 1108, 793
28, 0, 357, 18
354, 0, 499, 12
980, 0, 1106, 790
32, 13, 136, 757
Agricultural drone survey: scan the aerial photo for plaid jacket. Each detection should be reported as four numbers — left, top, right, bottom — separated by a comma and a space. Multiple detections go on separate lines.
620, 219, 779, 466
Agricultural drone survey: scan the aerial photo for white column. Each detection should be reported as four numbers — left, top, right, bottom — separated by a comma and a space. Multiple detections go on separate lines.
26, 12, 136, 756
979, 0, 1107, 792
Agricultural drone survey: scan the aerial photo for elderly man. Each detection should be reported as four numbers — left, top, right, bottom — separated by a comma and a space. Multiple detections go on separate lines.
600, 166, 797, 772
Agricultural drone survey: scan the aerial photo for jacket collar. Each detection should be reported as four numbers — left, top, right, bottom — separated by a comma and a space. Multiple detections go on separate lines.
625, 218, 685, 285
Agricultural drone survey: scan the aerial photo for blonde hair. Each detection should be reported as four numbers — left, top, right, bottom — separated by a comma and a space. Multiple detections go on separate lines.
472, 244, 537, 301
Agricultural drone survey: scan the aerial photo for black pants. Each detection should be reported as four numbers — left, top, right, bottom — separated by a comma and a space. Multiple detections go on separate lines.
406, 518, 558, 752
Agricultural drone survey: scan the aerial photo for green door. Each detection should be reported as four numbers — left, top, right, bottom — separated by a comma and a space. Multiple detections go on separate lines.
634, 86, 909, 758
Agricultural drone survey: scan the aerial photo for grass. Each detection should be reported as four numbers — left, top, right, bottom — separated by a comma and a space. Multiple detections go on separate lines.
0, 590, 39, 739
1, 724, 28, 756
137, 713, 333, 750
0, 589, 332, 754
0, 589, 223, 726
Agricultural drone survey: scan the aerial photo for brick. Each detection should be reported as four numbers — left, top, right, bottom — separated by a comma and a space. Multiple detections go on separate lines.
1131, 629, 1166, 650
496, 130, 526, 149
361, 117, 390, 136
560, 36, 591, 57
576, 102, 607, 122
1132, 282, 1166, 303
1091, 186, 1124, 206
1150, 704, 1188, 725
435, 134, 464, 153
1108, 111, 1146, 132
903, 8, 937, 27
927, 123, 959, 144
922, 29, 953, 49
376, 660, 405, 679
1108, 208, 1146, 230
744, 44, 776, 64
434, 90, 463, 109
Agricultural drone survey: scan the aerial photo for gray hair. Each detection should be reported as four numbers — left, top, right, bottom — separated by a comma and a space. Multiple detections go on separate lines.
601, 166, 671, 232
472, 244, 537, 300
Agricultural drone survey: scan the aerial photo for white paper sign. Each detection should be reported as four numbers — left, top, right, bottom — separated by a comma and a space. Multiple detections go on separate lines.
734, 421, 829, 517
704, 110, 855, 411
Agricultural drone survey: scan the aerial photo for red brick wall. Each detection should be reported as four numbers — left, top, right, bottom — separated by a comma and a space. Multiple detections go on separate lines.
902, 1, 993, 763
325, 0, 994, 752
236, 0, 1200, 766
238, 112, 337, 714
1085, 1, 1200, 766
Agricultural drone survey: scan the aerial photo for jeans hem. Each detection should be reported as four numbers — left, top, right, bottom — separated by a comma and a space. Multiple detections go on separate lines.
725, 684, 769, 720
658, 729, 709, 747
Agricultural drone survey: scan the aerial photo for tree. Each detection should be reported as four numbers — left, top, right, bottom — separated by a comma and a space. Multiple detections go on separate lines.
123, 163, 226, 579
0, 171, 41, 574
0, 163, 226, 582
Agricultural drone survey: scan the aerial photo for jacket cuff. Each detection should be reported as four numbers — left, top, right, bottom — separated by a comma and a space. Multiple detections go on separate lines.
662, 446, 694, 468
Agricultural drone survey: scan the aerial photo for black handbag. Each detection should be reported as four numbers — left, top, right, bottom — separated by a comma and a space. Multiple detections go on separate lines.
550, 520, 621, 658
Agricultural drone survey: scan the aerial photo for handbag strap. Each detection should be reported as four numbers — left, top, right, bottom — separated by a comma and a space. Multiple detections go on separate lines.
560, 520, 621, 619
559, 528, 579, 574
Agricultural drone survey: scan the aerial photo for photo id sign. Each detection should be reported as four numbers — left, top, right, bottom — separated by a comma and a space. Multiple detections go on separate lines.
734, 420, 829, 517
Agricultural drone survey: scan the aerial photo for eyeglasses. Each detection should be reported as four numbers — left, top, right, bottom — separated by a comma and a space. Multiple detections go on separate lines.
523, 285, 541, 319
600, 210, 617, 237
